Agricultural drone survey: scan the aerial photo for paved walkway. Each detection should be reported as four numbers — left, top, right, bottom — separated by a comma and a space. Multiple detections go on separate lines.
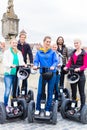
0, 73, 87, 130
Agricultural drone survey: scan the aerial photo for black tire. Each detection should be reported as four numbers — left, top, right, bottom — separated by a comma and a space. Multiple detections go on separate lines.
18, 98, 27, 120
80, 105, 87, 124
28, 100, 35, 123
60, 99, 71, 119
52, 100, 58, 124
27, 90, 34, 103
0, 102, 6, 124
63, 88, 70, 98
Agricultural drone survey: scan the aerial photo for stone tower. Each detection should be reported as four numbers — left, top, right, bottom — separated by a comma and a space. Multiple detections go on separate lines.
1, 0, 19, 47
0, 0, 19, 74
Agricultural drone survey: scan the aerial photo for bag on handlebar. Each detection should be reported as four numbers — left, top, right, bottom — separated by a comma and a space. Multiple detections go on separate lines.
42, 72, 53, 80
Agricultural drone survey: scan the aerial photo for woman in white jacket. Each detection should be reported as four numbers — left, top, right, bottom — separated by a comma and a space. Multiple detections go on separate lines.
3, 38, 25, 113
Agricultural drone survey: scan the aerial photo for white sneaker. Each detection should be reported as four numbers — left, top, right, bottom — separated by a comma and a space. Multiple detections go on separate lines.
34, 110, 39, 115
45, 111, 50, 116
14, 108, 19, 115
6, 106, 10, 113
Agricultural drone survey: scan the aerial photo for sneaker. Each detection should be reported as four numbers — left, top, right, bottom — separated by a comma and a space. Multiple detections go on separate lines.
45, 111, 50, 116
6, 106, 10, 113
74, 107, 80, 113
68, 110, 75, 115
14, 108, 19, 115
34, 110, 39, 115
9, 107, 14, 113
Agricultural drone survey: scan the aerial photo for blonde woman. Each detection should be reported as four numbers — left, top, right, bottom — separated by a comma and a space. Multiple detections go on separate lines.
52, 44, 63, 99
3, 38, 25, 113
64, 39, 87, 111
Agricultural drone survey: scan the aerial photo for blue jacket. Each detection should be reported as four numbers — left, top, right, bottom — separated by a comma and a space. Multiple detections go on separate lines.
34, 48, 58, 73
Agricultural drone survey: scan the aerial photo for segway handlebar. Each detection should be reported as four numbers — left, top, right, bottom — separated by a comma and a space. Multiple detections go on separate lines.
10, 64, 32, 68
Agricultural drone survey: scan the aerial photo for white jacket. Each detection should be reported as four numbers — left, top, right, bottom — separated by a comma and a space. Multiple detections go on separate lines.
3, 48, 25, 74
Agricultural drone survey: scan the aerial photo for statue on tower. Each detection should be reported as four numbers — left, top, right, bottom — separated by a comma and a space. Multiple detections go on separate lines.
7, 0, 14, 14
1, 0, 19, 43
5, 0, 17, 18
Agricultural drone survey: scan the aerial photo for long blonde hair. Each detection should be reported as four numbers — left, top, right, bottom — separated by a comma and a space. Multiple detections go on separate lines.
10, 38, 18, 53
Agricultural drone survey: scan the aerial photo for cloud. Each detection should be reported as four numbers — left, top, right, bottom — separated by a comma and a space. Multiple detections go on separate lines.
0, 0, 87, 46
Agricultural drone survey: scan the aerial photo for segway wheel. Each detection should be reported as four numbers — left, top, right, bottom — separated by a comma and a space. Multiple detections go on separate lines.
28, 100, 35, 123
18, 98, 27, 120
52, 100, 58, 124
27, 90, 34, 103
61, 99, 70, 119
63, 88, 70, 98
80, 105, 87, 124
0, 102, 6, 124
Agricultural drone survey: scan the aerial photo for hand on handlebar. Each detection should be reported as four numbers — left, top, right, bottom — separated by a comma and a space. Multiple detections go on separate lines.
30, 63, 34, 67
10, 65, 16, 68
74, 68, 80, 72
24, 64, 27, 67
33, 66, 38, 70
50, 66, 54, 70
63, 66, 68, 71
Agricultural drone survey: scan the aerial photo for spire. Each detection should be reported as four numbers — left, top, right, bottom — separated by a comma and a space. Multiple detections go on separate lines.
19, 29, 27, 36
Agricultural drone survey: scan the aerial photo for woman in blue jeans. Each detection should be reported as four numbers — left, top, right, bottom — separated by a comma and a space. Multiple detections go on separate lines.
33, 36, 58, 116
3, 38, 25, 113
52, 44, 63, 100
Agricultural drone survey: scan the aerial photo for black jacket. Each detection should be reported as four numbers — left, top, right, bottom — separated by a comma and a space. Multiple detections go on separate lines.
57, 45, 68, 65
17, 40, 33, 64
71, 49, 86, 74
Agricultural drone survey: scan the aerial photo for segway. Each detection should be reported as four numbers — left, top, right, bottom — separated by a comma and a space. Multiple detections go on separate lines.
0, 98, 27, 124
58, 86, 70, 112
13, 65, 34, 103
53, 69, 70, 111
60, 68, 87, 124
0, 65, 34, 124
28, 67, 58, 124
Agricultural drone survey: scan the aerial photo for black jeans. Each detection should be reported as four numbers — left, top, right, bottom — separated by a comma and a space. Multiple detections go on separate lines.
70, 73, 86, 109
60, 65, 65, 87
21, 79, 27, 95
13, 77, 28, 98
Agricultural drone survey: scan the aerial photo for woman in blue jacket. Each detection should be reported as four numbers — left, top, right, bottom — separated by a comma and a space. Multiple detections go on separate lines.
33, 36, 58, 116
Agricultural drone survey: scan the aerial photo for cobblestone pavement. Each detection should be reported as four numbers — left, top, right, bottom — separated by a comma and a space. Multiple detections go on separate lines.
0, 74, 87, 130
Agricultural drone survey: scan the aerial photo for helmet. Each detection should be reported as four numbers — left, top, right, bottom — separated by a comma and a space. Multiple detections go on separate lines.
42, 72, 53, 80
67, 73, 80, 84
17, 68, 29, 80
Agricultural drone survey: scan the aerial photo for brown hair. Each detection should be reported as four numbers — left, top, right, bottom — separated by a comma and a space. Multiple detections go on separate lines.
43, 36, 51, 42
19, 29, 27, 38
56, 36, 64, 46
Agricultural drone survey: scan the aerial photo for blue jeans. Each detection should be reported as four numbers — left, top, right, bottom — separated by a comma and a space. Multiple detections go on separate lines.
36, 73, 56, 111
4, 75, 16, 106
55, 74, 60, 100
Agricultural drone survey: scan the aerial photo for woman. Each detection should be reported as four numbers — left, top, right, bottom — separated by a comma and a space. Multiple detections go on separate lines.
52, 44, 63, 99
64, 39, 87, 111
3, 38, 25, 113
56, 36, 68, 87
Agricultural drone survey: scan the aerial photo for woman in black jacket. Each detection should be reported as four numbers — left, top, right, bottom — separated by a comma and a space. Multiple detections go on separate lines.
64, 39, 87, 110
56, 36, 68, 88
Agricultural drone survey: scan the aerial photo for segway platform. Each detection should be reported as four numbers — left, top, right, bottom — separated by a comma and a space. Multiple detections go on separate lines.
0, 98, 27, 124
28, 100, 58, 124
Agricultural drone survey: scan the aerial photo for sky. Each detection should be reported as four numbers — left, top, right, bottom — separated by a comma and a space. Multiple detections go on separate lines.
0, 0, 87, 46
